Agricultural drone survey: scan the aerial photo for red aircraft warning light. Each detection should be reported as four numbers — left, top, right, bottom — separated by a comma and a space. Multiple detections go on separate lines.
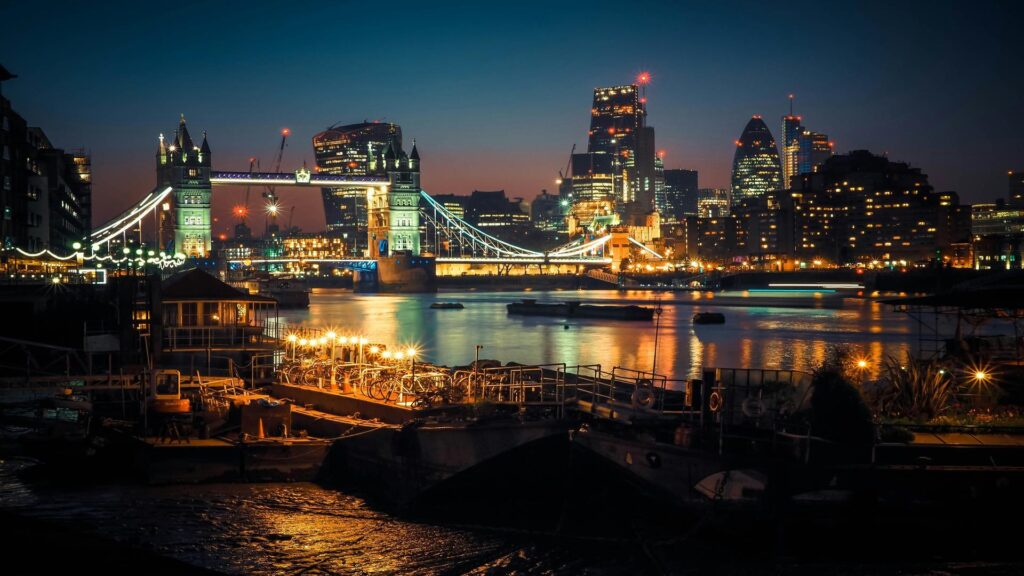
637, 71, 651, 85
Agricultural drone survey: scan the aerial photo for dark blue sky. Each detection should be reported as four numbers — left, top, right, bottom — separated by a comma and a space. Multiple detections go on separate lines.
2, 0, 1021, 234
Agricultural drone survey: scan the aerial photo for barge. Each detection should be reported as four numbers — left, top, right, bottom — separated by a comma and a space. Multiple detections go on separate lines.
507, 299, 654, 321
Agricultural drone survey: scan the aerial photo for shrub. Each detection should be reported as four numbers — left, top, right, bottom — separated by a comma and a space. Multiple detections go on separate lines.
870, 355, 956, 421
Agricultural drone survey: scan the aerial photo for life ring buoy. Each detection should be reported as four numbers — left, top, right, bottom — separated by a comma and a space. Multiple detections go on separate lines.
741, 397, 766, 418
632, 387, 655, 408
708, 390, 723, 413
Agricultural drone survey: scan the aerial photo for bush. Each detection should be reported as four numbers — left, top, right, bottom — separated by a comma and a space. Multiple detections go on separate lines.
869, 355, 956, 421
804, 347, 875, 445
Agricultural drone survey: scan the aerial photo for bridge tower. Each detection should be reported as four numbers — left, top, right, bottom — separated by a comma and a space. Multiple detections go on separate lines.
367, 141, 421, 257
156, 115, 212, 257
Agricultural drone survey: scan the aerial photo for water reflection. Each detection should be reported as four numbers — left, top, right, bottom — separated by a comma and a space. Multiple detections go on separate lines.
283, 289, 926, 380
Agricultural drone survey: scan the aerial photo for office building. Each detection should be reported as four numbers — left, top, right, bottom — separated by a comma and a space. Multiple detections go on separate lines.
797, 130, 833, 176
696, 188, 730, 218
731, 116, 783, 200
790, 150, 970, 263
661, 169, 698, 220
567, 81, 658, 223
313, 122, 401, 256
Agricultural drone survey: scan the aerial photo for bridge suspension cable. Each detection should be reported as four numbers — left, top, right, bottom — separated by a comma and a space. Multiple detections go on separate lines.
419, 191, 543, 258
88, 186, 173, 249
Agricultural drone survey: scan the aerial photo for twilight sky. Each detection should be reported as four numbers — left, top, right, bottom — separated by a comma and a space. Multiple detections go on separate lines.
2, 0, 1022, 237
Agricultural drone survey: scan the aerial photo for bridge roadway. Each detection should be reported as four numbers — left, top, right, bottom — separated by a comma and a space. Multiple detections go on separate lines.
209, 171, 389, 187
226, 256, 612, 268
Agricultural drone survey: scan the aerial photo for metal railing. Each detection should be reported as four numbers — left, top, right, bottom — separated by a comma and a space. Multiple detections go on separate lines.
163, 326, 279, 350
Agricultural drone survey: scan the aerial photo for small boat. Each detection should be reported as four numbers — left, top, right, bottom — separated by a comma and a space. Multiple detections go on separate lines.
430, 302, 464, 309
507, 300, 654, 321
259, 278, 310, 309
692, 312, 726, 324
506, 299, 569, 316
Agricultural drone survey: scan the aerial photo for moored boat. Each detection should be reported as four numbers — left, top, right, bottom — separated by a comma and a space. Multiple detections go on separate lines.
430, 302, 465, 309
692, 312, 726, 324
507, 299, 654, 321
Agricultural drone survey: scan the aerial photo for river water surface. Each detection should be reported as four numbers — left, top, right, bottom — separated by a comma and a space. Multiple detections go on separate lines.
280, 288, 923, 380
5, 289, 1018, 574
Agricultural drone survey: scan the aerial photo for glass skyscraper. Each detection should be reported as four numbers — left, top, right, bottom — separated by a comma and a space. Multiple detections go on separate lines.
572, 83, 657, 218
781, 113, 803, 188
731, 115, 783, 200
313, 122, 401, 256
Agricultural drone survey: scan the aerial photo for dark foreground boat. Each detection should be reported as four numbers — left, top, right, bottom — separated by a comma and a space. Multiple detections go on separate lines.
692, 312, 726, 324
430, 302, 465, 309
507, 299, 654, 321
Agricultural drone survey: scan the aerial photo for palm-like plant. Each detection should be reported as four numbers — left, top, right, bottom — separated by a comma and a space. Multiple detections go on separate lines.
871, 355, 956, 421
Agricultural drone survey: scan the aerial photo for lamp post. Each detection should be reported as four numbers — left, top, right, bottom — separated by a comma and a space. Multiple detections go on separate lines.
407, 347, 417, 385
326, 331, 337, 389
855, 358, 869, 386
287, 334, 297, 361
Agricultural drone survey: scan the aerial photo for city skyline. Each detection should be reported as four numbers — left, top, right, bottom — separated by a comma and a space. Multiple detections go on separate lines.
1, 0, 1022, 235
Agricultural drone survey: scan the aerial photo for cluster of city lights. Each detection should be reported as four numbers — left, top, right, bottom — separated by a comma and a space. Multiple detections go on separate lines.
284, 331, 418, 362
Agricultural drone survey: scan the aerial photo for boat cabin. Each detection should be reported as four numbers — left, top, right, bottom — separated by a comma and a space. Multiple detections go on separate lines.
158, 268, 279, 351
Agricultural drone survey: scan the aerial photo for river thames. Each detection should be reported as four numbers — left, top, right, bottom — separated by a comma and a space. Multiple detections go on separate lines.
280, 288, 923, 380
2, 289, 1019, 575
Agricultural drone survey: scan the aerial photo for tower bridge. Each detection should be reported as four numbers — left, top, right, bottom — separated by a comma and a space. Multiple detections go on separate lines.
80, 116, 657, 288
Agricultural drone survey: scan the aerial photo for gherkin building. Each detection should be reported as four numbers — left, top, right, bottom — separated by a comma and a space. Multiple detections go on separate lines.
731, 115, 783, 200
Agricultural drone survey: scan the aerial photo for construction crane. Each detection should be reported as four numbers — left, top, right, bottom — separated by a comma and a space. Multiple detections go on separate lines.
558, 143, 575, 185
231, 157, 257, 239
264, 128, 289, 236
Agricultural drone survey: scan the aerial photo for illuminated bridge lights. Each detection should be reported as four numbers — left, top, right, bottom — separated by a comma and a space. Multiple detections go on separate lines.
210, 171, 389, 187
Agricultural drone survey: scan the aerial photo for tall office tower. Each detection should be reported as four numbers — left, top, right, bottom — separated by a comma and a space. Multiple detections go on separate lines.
585, 82, 657, 217
313, 122, 401, 256
797, 130, 833, 175
653, 152, 665, 215
662, 169, 699, 220
781, 96, 803, 188
731, 115, 783, 201
1010, 170, 1024, 208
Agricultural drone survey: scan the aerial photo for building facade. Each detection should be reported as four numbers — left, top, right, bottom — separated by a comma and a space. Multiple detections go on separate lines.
696, 188, 730, 218
789, 150, 970, 263
156, 116, 212, 257
566, 82, 658, 224
1, 68, 91, 253
661, 168, 698, 221
731, 115, 783, 201
313, 122, 401, 256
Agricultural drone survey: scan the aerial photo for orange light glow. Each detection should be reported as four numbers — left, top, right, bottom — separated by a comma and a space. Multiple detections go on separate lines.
281, 128, 291, 136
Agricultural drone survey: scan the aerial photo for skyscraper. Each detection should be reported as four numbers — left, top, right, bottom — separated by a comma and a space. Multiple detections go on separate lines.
796, 130, 833, 176
661, 169, 699, 220
732, 116, 783, 200
313, 122, 401, 256
781, 96, 803, 188
578, 82, 657, 218
780, 97, 833, 187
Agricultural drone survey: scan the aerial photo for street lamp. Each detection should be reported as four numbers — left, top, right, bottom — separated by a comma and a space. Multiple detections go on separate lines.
287, 333, 297, 361
407, 347, 418, 384
326, 332, 337, 388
